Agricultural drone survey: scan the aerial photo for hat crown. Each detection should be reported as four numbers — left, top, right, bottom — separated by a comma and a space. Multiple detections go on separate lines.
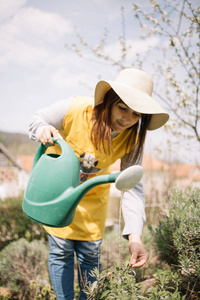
115, 69, 153, 96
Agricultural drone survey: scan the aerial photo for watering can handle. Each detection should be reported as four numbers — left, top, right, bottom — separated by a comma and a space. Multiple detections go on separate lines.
31, 137, 65, 170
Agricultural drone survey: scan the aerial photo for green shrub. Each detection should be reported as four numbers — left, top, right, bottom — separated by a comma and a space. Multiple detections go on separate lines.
83, 264, 184, 299
30, 279, 56, 300
149, 188, 200, 299
0, 197, 47, 251
84, 263, 142, 299
0, 238, 53, 299
145, 269, 185, 300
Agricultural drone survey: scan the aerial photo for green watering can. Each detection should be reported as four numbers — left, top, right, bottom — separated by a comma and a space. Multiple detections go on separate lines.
22, 138, 143, 228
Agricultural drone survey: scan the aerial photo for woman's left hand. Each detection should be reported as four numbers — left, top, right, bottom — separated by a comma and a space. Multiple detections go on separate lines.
128, 233, 149, 268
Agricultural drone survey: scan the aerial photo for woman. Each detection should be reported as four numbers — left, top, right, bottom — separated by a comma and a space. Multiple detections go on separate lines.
29, 68, 169, 300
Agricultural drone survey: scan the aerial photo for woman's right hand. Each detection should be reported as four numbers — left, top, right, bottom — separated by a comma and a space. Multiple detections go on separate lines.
39, 125, 62, 146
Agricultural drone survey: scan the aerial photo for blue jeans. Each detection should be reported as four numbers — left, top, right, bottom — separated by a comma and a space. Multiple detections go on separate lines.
48, 234, 102, 300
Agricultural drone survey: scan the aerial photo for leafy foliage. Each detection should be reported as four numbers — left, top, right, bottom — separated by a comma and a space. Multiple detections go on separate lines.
30, 279, 56, 300
84, 264, 142, 299
145, 269, 185, 300
84, 264, 185, 299
1, 189, 200, 299
0, 197, 48, 251
0, 238, 52, 299
149, 188, 200, 298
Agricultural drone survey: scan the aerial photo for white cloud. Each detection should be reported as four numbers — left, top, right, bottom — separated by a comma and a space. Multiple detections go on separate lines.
11, 7, 72, 38
0, 37, 47, 66
0, 0, 26, 18
0, 6, 72, 67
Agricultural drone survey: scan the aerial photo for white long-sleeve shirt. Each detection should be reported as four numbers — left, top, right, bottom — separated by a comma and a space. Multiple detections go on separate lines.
29, 97, 146, 238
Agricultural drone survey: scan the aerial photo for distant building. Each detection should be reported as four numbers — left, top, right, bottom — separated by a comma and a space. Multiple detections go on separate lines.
169, 163, 200, 189
0, 143, 199, 202
142, 154, 200, 203
110, 154, 200, 204
0, 143, 29, 199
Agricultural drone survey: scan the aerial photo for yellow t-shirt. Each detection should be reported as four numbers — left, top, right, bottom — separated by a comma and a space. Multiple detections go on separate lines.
44, 97, 135, 240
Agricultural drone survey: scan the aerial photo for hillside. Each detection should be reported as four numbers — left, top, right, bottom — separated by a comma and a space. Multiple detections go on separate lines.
0, 131, 38, 157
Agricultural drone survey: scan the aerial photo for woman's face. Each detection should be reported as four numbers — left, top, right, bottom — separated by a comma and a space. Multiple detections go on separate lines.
110, 101, 142, 132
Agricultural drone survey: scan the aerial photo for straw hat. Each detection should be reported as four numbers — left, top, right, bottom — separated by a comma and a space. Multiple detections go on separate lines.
94, 68, 169, 130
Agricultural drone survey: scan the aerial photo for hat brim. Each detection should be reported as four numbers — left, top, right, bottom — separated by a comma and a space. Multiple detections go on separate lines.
95, 80, 169, 131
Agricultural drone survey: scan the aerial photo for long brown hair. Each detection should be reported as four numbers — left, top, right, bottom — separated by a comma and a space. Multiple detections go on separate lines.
91, 88, 151, 165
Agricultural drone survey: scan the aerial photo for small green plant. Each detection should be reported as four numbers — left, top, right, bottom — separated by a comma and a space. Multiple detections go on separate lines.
0, 238, 51, 299
0, 287, 15, 300
145, 269, 185, 300
149, 188, 200, 299
30, 279, 56, 300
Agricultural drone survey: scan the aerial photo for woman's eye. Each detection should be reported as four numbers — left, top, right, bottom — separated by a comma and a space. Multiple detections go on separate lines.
118, 105, 127, 111
133, 112, 141, 117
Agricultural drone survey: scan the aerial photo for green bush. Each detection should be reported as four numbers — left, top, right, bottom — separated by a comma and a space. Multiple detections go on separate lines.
149, 188, 200, 299
83, 264, 184, 299
84, 264, 142, 299
144, 269, 185, 300
0, 238, 54, 299
0, 197, 47, 251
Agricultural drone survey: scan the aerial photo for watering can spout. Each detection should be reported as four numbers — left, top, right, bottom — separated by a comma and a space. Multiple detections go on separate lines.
22, 139, 121, 227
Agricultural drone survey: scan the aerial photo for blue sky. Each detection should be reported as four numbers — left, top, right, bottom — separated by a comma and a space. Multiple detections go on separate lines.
0, 0, 159, 132
0, 0, 199, 164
